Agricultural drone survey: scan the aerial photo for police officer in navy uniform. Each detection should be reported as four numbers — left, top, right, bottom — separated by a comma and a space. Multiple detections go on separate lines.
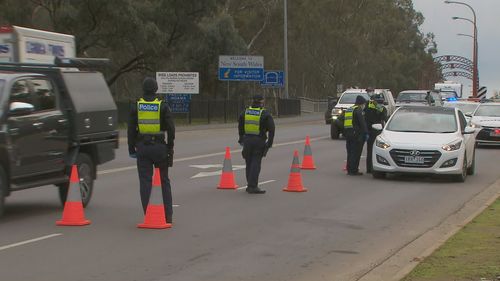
128, 77, 175, 223
343, 95, 368, 176
364, 94, 388, 173
238, 94, 275, 194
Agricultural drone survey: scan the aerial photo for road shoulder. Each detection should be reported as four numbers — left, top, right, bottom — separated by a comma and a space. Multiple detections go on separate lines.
357, 177, 500, 281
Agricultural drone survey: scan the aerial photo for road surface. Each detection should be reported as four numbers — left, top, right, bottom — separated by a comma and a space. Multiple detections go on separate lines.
1, 118, 499, 281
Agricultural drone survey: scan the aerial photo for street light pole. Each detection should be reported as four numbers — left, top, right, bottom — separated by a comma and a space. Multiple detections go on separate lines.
445, 1, 478, 97
283, 0, 289, 99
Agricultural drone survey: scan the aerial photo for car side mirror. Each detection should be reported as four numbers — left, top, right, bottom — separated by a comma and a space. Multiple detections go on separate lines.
465, 112, 472, 117
463, 127, 475, 134
372, 124, 383, 131
383, 101, 388, 105
9, 102, 35, 116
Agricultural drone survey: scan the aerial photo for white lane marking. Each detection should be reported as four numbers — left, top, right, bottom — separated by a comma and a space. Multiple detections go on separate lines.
173, 204, 180, 207
237, 180, 276, 190
189, 164, 223, 169
98, 136, 328, 176
0, 233, 62, 252
190, 165, 246, 179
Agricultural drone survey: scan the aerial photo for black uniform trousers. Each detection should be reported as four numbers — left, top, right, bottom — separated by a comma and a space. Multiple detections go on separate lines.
366, 129, 381, 173
242, 135, 266, 189
136, 141, 173, 220
345, 134, 365, 174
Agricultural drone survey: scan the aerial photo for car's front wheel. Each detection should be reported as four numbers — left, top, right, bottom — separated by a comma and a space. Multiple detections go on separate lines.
58, 153, 95, 207
452, 154, 467, 183
467, 149, 475, 176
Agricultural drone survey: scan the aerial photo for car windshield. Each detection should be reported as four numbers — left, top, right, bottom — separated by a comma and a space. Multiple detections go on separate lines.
397, 92, 427, 102
444, 103, 478, 114
339, 93, 370, 104
387, 108, 458, 133
474, 105, 500, 117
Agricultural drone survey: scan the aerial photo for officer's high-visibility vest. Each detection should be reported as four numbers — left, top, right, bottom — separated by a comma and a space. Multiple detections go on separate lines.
368, 101, 383, 112
344, 105, 359, 129
137, 98, 162, 135
244, 107, 264, 135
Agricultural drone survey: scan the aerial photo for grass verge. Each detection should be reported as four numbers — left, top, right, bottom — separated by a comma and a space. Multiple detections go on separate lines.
402, 198, 500, 281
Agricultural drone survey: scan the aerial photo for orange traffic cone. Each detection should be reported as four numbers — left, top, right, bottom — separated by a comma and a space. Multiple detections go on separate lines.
56, 165, 91, 226
283, 150, 308, 192
138, 168, 172, 229
300, 135, 316, 170
217, 147, 239, 189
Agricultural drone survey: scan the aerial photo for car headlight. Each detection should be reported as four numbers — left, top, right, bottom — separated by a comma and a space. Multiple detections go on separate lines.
375, 137, 390, 149
442, 140, 462, 152
470, 122, 481, 128
333, 108, 343, 115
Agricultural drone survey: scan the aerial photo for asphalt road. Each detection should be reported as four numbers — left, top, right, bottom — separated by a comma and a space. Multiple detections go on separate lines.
1, 117, 499, 281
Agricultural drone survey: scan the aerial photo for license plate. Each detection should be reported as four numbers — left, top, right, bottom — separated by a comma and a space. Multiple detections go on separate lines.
404, 156, 425, 164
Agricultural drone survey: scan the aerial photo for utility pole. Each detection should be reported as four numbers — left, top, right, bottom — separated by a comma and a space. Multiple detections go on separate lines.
283, 0, 289, 99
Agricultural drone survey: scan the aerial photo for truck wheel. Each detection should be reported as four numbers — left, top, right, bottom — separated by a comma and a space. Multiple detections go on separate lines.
330, 123, 340, 139
0, 167, 7, 217
59, 153, 94, 207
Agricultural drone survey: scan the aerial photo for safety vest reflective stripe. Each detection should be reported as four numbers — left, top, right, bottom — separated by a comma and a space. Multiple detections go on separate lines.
368, 101, 383, 112
244, 107, 263, 135
137, 98, 162, 135
344, 105, 358, 129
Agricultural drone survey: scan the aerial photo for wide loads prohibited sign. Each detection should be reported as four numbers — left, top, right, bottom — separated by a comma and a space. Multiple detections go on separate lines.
218, 55, 264, 81
156, 72, 199, 94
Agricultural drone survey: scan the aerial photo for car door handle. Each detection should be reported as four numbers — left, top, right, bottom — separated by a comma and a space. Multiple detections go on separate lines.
57, 119, 68, 124
33, 122, 44, 128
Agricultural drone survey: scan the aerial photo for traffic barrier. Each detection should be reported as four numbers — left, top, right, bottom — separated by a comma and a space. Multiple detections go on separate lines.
300, 135, 316, 170
217, 147, 239, 189
56, 165, 91, 226
138, 168, 172, 229
283, 150, 308, 192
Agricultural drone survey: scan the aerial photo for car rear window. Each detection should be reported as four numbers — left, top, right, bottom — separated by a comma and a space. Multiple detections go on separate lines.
339, 93, 370, 104
387, 108, 458, 133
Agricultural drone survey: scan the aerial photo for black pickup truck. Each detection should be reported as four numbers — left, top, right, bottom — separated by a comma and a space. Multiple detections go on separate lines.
0, 59, 119, 216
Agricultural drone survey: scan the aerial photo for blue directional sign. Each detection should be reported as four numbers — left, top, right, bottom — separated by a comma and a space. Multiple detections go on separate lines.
218, 56, 264, 81
260, 71, 284, 88
166, 94, 191, 113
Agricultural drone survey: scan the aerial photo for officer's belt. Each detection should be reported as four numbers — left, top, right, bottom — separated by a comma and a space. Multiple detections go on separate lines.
138, 134, 165, 144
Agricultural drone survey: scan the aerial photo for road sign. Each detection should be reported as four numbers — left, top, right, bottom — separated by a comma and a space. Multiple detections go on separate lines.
218, 55, 264, 81
260, 71, 284, 88
165, 94, 191, 113
156, 72, 199, 94
477, 86, 487, 99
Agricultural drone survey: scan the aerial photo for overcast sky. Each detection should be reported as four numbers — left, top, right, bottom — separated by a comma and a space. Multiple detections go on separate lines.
413, 0, 499, 95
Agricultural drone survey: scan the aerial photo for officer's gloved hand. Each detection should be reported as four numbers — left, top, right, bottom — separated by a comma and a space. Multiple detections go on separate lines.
167, 148, 174, 167
263, 143, 271, 157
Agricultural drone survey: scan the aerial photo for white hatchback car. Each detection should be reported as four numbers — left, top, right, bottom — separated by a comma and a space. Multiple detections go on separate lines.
371, 106, 476, 182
